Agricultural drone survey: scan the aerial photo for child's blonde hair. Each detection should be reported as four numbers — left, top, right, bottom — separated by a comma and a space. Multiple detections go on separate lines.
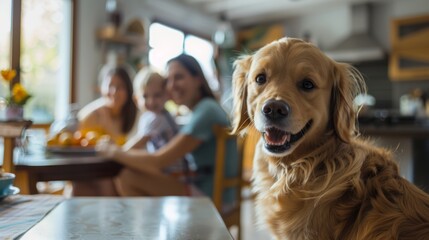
133, 66, 166, 95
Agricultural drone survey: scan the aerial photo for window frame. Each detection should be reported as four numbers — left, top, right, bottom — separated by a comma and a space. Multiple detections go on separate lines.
9, 0, 77, 127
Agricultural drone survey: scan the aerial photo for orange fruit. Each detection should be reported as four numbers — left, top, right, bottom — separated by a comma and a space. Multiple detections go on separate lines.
71, 131, 80, 145
58, 132, 73, 146
46, 136, 58, 146
85, 131, 100, 146
73, 131, 86, 146
80, 138, 89, 147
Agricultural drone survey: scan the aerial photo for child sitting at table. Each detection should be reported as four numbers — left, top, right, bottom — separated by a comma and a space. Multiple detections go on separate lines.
115, 67, 191, 195
122, 67, 176, 151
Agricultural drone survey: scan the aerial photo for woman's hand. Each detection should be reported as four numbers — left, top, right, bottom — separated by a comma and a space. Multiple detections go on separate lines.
95, 136, 120, 159
97, 138, 161, 174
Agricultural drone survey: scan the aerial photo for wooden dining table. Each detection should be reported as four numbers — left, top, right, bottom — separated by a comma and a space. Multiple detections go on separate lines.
13, 150, 122, 194
18, 196, 233, 240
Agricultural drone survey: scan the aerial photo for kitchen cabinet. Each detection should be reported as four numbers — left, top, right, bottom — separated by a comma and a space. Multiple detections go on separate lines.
389, 14, 429, 81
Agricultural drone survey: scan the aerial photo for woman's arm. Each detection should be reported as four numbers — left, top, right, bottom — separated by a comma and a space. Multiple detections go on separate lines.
122, 135, 150, 151
108, 134, 202, 173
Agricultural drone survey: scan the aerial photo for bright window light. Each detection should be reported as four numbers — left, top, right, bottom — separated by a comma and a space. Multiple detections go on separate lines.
148, 22, 218, 91
0, 0, 12, 98
20, 0, 72, 123
185, 35, 219, 91
149, 23, 184, 72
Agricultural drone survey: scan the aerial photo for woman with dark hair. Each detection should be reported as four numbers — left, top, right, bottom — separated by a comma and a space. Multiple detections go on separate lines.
74, 66, 138, 196
98, 54, 238, 201
78, 67, 138, 140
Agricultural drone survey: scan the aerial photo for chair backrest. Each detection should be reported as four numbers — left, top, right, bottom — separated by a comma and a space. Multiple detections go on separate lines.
242, 126, 260, 185
212, 125, 244, 211
0, 120, 32, 173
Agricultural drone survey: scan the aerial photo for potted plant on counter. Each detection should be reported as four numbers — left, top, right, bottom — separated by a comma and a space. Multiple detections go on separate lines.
1, 69, 32, 120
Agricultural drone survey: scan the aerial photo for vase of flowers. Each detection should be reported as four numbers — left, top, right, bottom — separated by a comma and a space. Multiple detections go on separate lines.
1, 69, 32, 120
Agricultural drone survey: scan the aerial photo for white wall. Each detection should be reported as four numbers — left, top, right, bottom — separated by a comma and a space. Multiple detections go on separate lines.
76, 0, 106, 107
283, 4, 352, 50
283, 0, 429, 51
129, 0, 218, 38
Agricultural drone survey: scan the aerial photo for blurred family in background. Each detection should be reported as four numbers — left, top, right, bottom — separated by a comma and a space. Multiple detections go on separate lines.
70, 54, 238, 202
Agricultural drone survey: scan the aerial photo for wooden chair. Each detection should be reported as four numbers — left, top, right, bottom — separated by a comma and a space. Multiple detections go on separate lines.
0, 120, 32, 173
241, 126, 260, 199
212, 125, 245, 240
0, 120, 33, 192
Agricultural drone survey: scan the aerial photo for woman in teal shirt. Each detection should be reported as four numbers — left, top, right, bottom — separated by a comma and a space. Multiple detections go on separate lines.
98, 54, 238, 200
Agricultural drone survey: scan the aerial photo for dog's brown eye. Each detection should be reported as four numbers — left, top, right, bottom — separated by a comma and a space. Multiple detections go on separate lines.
301, 79, 314, 90
255, 74, 267, 85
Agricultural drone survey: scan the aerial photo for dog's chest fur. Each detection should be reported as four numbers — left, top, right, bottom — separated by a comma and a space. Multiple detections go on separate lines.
251, 137, 429, 240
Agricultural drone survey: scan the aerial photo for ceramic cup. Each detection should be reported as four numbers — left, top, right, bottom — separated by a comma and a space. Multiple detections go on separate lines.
0, 172, 15, 195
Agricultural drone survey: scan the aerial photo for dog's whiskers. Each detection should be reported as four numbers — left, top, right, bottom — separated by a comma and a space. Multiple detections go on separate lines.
235, 115, 253, 134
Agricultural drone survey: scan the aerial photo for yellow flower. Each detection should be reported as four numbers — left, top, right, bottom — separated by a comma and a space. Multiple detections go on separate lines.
11, 83, 30, 105
1, 69, 16, 82
1, 68, 31, 106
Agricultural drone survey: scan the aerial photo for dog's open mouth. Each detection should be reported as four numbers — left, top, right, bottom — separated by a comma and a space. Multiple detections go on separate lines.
262, 120, 313, 153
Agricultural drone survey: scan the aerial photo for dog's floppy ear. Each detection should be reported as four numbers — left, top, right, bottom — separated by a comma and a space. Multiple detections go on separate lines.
231, 55, 253, 135
331, 62, 366, 143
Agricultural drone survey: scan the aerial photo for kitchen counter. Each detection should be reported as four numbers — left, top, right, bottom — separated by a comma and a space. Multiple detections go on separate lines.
359, 122, 429, 138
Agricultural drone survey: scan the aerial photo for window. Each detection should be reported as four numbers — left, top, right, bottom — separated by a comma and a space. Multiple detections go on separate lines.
148, 22, 219, 92
0, 0, 12, 98
0, 0, 74, 124
184, 35, 218, 91
149, 23, 184, 73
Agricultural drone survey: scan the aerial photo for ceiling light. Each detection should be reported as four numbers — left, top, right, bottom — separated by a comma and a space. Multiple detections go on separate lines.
212, 14, 236, 49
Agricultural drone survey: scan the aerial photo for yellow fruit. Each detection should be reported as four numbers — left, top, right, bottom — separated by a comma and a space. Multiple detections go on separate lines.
73, 130, 84, 140
72, 131, 85, 146
46, 137, 57, 146
80, 138, 89, 147
58, 132, 73, 146
85, 131, 100, 146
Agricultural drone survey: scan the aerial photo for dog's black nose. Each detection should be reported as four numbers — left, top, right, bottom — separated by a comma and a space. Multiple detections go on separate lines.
262, 99, 290, 120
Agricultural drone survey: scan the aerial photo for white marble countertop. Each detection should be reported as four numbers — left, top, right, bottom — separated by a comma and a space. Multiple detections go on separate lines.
19, 196, 232, 240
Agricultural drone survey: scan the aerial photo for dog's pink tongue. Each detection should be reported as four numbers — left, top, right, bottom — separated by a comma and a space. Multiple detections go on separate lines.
265, 130, 289, 145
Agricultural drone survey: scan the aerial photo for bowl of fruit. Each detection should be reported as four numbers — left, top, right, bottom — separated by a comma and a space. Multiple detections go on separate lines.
45, 129, 104, 154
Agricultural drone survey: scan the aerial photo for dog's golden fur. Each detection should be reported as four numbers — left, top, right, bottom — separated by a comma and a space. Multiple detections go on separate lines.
232, 37, 429, 240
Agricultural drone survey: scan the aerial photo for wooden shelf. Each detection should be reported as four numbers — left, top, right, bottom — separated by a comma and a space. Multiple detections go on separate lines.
96, 18, 147, 69
389, 14, 429, 81
96, 32, 144, 46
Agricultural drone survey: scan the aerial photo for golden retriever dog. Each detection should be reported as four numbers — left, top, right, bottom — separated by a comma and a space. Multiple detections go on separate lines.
231, 37, 429, 240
